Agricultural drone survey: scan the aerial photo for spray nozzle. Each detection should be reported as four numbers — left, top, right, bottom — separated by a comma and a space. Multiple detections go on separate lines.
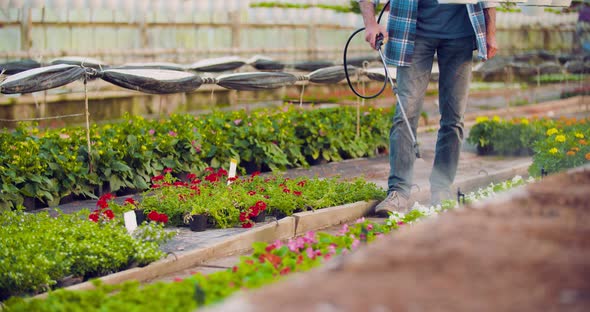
375, 33, 385, 50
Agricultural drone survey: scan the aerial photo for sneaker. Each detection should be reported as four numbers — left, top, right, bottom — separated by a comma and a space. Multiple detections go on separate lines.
374, 191, 409, 217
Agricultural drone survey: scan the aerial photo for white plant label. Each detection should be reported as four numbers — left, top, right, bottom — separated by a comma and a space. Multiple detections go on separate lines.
124, 211, 138, 234
228, 158, 238, 185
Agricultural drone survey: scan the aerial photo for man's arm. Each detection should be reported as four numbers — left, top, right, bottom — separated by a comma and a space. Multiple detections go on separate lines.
358, 0, 388, 50
483, 6, 498, 60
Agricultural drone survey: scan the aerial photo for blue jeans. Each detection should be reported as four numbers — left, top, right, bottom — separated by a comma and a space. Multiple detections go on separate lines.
388, 35, 474, 197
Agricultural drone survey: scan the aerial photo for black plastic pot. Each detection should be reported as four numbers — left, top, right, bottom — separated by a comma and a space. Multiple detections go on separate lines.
188, 214, 208, 232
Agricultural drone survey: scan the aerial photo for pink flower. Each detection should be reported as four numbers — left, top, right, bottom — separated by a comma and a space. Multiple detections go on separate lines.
148, 129, 155, 135
168, 131, 177, 137
367, 224, 374, 231
303, 231, 316, 244
351, 239, 360, 250
355, 217, 366, 224
328, 244, 336, 255
287, 240, 299, 252
233, 119, 242, 126
339, 224, 349, 235
306, 247, 315, 259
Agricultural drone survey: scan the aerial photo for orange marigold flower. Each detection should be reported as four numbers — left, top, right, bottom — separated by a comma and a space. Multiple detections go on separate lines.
580, 140, 587, 145
586, 153, 590, 161
566, 151, 575, 156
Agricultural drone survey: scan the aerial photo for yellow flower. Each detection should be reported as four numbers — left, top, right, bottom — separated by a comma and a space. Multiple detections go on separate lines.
575, 133, 584, 139
492, 115, 501, 122
549, 148, 558, 154
141, 145, 147, 151
555, 135, 566, 143
475, 116, 489, 123
520, 118, 529, 125
546, 128, 558, 136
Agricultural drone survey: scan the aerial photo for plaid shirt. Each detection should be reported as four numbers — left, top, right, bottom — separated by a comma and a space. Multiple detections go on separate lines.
361, 1, 496, 67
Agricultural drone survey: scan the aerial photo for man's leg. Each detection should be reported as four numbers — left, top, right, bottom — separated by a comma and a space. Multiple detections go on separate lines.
429, 36, 474, 203
388, 36, 436, 198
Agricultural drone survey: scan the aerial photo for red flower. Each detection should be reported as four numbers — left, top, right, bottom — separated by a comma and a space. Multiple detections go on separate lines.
103, 209, 115, 220
173, 181, 187, 187
283, 188, 291, 194
151, 175, 164, 182
279, 183, 286, 188
96, 199, 109, 209
232, 266, 238, 273
124, 198, 137, 206
205, 173, 219, 183
204, 167, 215, 173
151, 184, 161, 189
191, 179, 202, 185
297, 180, 307, 187
227, 177, 238, 183
255, 201, 267, 211
239, 212, 248, 222
217, 168, 228, 176
163, 168, 173, 174
173, 277, 183, 282
187, 173, 197, 181
280, 267, 291, 275
251, 171, 261, 177
89, 211, 99, 222
245, 259, 254, 265
259, 253, 282, 268
242, 221, 253, 228
248, 190, 257, 196
293, 191, 302, 196
99, 193, 115, 202
148, 211, 160, 222
158, 213, 169, 223
265, 244, 276, 253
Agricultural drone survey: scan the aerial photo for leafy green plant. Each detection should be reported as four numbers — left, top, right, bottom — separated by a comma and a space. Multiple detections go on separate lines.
0, 206, 172, 300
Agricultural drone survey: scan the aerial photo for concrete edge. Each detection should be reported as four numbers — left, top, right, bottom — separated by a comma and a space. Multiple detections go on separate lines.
292, 200, 379, 236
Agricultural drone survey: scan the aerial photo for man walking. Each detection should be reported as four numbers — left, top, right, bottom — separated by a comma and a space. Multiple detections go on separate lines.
357, 0, 498, 215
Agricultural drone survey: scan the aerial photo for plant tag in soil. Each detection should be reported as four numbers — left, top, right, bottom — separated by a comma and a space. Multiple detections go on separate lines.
124, 211, 138, 234
228, 158, 238, 185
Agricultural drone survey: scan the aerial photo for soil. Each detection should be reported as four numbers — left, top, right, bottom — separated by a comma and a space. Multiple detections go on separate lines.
212, 167, 590, 312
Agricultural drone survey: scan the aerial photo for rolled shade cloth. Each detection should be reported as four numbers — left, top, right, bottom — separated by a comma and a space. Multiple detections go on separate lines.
217, 72, 297, 91
50, 56, 107, 69
307, 65, 357, 84
0, 59, 41, 75
294, 60, 335, 72
0, 64, 85, 94
100, 69, 203, 94
364, 67, 398, 82
186, 56, 246, 72
116, 62, 186, 71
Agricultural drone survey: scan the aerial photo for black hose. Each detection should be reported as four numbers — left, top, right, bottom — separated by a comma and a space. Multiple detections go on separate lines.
343, 1, 390, 99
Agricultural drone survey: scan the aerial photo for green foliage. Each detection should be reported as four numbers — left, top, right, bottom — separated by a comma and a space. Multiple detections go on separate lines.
0, 209, 171, 300
529, 119, 590, 176
0, 106, 392, 209
467, 115, 590, 175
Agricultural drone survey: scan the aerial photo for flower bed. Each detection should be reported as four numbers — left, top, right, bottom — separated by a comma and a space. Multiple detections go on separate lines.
0, 106, 391, 210
3, 176, 535, 310
0, 172, 383, 301
0, 208, 174, 301
467, 116, 589, 175
128, 168, 385, 229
